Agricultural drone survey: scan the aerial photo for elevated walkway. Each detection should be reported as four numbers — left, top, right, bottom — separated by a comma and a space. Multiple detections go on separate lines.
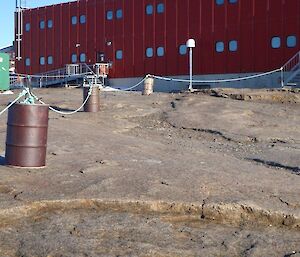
9, 63, 108, 89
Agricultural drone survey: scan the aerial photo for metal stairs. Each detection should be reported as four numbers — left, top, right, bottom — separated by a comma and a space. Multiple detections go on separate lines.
282, 50, 300, 87
288, 73, 300, 87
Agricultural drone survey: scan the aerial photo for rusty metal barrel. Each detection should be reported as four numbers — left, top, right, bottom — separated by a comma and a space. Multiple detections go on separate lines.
5, 103, 49, 168
83, 86, 100, 112
142, 77, 154, 95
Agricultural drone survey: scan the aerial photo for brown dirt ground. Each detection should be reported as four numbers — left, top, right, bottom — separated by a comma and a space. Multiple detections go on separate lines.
0, 88, 299, 257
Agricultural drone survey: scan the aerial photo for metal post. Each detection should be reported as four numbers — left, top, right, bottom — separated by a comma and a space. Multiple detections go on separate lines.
189, 47, 193, 91
281, 67, 284, 88
186, 39, 195, 91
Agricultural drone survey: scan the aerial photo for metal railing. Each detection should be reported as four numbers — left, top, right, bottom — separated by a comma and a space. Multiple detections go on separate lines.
37, 63, 95, 87
9, 63, 96, 88
281, 50, 300, 86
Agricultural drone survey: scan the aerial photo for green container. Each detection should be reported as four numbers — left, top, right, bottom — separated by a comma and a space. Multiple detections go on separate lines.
0, 53, 9, 91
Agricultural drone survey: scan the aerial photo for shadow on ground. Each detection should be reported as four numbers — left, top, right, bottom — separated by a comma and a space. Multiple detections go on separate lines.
248, 158, 300, 175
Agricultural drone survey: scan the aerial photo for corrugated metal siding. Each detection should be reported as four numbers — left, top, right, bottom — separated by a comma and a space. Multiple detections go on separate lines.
240, 0, 254, 73
16, 0, 300, 78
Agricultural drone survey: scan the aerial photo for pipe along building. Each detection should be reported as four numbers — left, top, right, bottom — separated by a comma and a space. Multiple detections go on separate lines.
14, 0, 300, 90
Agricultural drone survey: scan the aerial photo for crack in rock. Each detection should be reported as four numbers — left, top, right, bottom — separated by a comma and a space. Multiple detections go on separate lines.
247, 158, 300, 175
182, 127, 234, 142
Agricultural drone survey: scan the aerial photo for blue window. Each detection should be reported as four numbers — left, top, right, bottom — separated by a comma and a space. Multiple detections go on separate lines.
40, 20, 45, 29
47, 20, 53, 28
146, 4, 153, 15
229, 0, 237, 3
287, 35, 297, 48
80, 15, 86, 24
157, 3, 164, 13
216, 0, 224, 5
271, 37, 281, 49
40, 56, 45, 65
216, 41, 224, 52
25, 58, 30, 66
157, 47, 164, 57
146, 48, 153, 58
106, 10, 113, 20
47, 56, 53, 65
25, 23, 30, 32
71, 54, 77, 63
116, 50, 123, 60
71, 16, 77, 25
116, 9, 123, 19
80, 53, 86, 62
179, 44, 187, 55
229, 40, 238, 52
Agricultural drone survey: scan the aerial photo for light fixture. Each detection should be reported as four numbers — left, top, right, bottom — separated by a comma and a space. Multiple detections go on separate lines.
186, 39, 196, 91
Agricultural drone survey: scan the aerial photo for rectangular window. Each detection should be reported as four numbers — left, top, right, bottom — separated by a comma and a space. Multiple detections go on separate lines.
116, 50, 123, 60
80, 15, 86, 24
146, 48, 153, 58
39, 20, 45, 29
271, 37, 281, 49
116, 9, 123, 19
40, 56, 45, 65
146, 4, 153, 15
157, 47, 164, 57
25, 58, 30, 66
47, 20, 53, 28
47, 56, 53, 65
216, 41, 225, 52
25, 23, 30, 32
106, 11, 113, 20
71, 54, 77, 63
179, 44, 187, 55
287, 35, 297, 48
229, 40, 238, 52
71, 16, 77, 25
157, 3, 164, 13
80, 53, 86, 62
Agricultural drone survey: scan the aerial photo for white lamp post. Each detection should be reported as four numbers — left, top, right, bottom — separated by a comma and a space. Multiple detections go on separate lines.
186, 39, 196, 91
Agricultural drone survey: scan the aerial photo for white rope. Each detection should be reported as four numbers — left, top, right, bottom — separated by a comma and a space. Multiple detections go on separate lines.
118, 76, 147, 91
151, 67, 282, 84
0, 90, 27, 116
33, 85, 94, 115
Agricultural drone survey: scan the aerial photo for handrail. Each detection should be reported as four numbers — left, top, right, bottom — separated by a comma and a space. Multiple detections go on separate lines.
282, 50, 300, 71
35, 63, 94, 87
81, 63, 96, 76
9, 63, 95, 88
281, 50, 300, 86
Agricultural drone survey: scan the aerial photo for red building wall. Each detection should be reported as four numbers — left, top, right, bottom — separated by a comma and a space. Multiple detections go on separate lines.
16, 0, 300, 78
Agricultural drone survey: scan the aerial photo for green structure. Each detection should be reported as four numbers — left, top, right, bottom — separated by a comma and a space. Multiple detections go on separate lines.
0, 53, 9, 91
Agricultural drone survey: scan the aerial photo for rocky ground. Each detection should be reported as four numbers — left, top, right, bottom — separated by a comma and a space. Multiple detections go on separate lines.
0, 87, 299, 257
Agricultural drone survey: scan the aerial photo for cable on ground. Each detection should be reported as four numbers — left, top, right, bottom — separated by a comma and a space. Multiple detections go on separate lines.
33, 84, 94, 115
151, 67, 282, 84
